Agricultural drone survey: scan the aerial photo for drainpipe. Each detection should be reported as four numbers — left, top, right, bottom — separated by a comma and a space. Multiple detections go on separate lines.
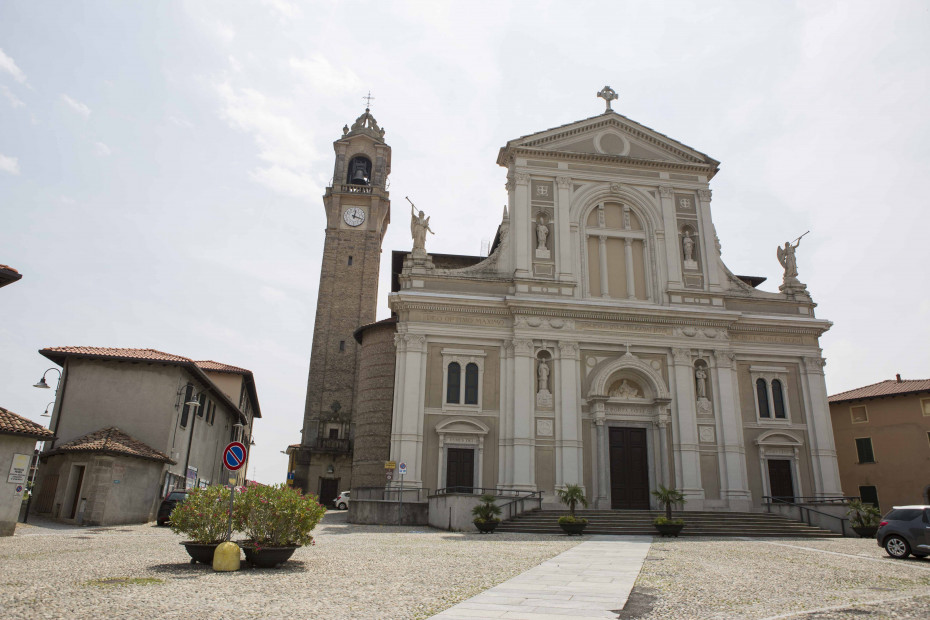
181, 387, 201, 489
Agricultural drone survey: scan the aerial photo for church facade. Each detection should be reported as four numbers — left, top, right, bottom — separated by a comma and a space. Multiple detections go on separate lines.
298, 91, 843, 512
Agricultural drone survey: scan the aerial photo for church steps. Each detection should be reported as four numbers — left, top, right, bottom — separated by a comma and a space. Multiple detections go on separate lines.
497, 510, 841, 537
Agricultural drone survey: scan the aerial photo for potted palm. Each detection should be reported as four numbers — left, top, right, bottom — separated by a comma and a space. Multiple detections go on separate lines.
556, 484, 588, 535
234, 483, 326, 568
651, 485, 686, 537
169, 485, 232, 564
847, 499, 881, 538
472, 494, 502, 533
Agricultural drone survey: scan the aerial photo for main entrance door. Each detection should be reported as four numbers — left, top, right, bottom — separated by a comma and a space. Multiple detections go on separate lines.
767, 459, 795, 500
609, 427, 649, 509
319, 478, 339, 507
446, 448, 474, 492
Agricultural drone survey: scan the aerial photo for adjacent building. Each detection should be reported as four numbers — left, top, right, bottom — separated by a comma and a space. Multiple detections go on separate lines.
31, 347, 261, 525
829, 375, 930, 511
0, 406, 55, 535
296, 92, 844, 513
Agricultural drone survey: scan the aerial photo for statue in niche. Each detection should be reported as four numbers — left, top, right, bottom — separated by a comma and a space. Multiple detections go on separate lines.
610, 380, 641, 399
408, 197, 434, 253
537, 359, 550, 393
777, 231, 810, 294
682, 232, 695, 261
536, 220, 549, 250
695, 367, 707, 399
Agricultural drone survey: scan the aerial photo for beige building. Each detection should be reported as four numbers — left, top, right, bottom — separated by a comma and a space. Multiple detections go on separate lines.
297, 93, 844, 513
31, 347, 261, 525
0, 406, 54, 535
829, 376, 930, 511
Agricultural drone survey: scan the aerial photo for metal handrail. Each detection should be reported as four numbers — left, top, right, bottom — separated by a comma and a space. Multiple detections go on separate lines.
432, 486, 544, 520
763, 496, 855, 536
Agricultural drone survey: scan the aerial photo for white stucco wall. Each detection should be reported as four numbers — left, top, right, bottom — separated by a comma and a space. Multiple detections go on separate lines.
0, 434, 37, 535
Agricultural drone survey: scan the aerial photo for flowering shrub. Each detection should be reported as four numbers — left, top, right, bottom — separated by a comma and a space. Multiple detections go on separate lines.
233, 484, 326, 547
169, 486, 232, 544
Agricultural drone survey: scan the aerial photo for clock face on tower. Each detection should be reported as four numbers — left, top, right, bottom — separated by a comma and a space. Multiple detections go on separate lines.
343, 207, 366, 227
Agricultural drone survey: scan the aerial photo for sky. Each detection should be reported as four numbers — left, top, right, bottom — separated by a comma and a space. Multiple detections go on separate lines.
1, 0, 928, 485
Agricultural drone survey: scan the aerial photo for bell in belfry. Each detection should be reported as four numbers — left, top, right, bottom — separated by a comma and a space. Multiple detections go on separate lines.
348, 157, 370, 185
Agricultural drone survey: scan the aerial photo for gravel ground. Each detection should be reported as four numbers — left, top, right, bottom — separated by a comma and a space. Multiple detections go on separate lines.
1, 511, 579, 619
632, 537, 930, 619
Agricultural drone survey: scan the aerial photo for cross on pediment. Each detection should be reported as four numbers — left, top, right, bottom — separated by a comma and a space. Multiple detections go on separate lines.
362, 91, 375, 110
597, 85, 618, 112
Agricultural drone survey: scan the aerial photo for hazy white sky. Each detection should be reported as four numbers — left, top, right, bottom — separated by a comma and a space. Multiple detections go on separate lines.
2, 1, 928, 484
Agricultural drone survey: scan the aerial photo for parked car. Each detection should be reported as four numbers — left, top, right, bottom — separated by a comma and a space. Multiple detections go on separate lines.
156, 490, 188, 526
876, 505, 930, 559
334, 491, 350, 510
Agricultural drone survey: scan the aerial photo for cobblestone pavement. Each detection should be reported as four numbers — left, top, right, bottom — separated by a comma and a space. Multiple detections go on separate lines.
630, 537, 930, 619
2, 511, 580, 619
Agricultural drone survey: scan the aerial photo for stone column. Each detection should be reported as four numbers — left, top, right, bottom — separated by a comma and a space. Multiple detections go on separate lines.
671, 348, 704, 507
598, 235, 609, 297
656, 411, 670, 486
800, 356, 843, 496
659, 185, 682, 288
713, 350, 752, 510
591, 399, 610, 509
697, 189, 721, 290
556, 176, 573, 282
390, 334, 426, 487
511, 339, 536, 491
624, 237, 636, 299
556, 342, 582, 489
499, 340, 514, 488
514, 172, 531, 278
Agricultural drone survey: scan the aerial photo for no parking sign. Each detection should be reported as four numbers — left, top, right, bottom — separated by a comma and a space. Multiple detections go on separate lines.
223, 442, 247, 471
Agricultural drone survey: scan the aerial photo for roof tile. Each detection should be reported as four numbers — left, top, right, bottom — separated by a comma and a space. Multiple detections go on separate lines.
44, 427, 174, 463
195, 360, 252, 375
0, 406, 55, 439
829, 378, 930, 403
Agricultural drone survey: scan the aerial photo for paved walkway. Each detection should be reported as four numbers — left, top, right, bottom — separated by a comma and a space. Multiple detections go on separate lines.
432, 536, 652, 619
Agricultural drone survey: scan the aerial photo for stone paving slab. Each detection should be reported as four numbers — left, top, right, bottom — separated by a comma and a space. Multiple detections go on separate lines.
431, 536, 651, 619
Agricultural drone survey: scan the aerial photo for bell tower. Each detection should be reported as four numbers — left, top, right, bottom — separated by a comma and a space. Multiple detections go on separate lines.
294, 107, 391, 501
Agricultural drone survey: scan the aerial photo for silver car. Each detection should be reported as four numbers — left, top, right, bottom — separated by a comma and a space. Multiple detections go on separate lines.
334, 491, 350, 510
876, 505, 930, 559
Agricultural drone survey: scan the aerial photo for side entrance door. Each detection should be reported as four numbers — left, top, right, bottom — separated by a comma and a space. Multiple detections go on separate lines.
446, 448, 474, 492
319, 478, 339, 507
767, 459, 795, 500
609, 427, 650, 509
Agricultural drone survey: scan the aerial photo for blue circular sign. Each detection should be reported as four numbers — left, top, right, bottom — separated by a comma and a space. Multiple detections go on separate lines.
223, 442, 247, 471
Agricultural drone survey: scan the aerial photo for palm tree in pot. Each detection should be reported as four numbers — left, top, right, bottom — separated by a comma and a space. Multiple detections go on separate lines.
846, 499, 881, 538
651, 485, 686, 537
472, 494, 502, 533
557, 484, 589, 535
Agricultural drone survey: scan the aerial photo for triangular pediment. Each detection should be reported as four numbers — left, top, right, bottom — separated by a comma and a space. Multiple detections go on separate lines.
497, 111, 719, 171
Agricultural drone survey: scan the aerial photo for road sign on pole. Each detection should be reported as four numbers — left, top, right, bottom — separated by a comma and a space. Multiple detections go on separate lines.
384, 461, 396, 470
223, 442, 247, 472
398, 462, 407, 475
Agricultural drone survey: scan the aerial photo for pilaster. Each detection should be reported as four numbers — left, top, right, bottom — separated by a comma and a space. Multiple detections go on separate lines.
591, 398, 610, 509
390, 333, 426, 487
514, 173, 531, 278
659, 185, 683, 288
697, 189, 722, 291
671, 347, 704, 507
799, 356, 843, 496
712, 350, 752, 509
556, 176, 573, 282
510, 338, 536, 491
556, 342, 582, 489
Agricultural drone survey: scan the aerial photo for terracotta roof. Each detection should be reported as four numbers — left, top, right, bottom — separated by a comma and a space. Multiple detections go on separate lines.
0, 264, 19, 273
39, 346, 261, 419
0, 406, 55, 440
0, 264, 23, 288
44, 427, 174, 463
829, 378, 930, 403
195, 360, 252, 375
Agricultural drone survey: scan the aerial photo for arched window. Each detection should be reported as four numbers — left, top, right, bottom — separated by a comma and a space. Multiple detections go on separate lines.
446, 362, 461, 404
772, 379, 786, 419
464, 363, 479, 405
756, 378, 770, 418
346, 156, 371, 185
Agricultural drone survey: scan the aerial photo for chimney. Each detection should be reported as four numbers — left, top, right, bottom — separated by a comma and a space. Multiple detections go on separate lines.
896, 373, 902, 382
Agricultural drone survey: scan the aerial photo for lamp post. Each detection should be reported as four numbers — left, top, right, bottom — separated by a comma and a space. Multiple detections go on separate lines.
179, 383, 202, 489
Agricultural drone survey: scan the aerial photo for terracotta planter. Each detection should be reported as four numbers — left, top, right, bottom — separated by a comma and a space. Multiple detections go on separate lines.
853, 525, 878, 539
654, 523, 684, 537
241, 544, 298, 568
558, 521, 587, 536
474, 520, 500, 534
180, 541, 221, 565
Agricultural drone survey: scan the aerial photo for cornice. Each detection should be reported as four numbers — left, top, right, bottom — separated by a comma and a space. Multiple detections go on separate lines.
500, 146, 716, 177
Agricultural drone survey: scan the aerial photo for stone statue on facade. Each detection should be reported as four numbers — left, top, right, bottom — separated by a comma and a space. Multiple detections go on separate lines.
695, 367, 707, 399
536, 359, 553, 408
777, 231, 809, 295
681, 231, 697, 270
536, 221, 549, 251
408, 197, 434, 254
610, 380, 641, 399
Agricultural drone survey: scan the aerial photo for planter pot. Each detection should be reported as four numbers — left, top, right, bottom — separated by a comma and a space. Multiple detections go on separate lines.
180, 541, 221, 565
853, 526, 878, 539
474, 520, 500, 534
240, 544, 299, 568
654, 523, 684, 537
558, 521, 588, 536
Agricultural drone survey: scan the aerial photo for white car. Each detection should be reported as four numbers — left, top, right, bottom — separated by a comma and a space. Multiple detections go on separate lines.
334, 491, 350, 510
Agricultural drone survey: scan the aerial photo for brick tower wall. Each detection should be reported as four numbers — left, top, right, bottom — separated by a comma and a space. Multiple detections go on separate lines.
351, 321, 397, 488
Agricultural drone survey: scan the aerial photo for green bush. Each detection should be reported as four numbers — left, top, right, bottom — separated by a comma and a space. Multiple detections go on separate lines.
234, 484, 326, 547
653, 516, 684, 526
558, 515, 589, 525
169, 486, 232, 544
471, 494, 502, 523
846, 499, 881, 528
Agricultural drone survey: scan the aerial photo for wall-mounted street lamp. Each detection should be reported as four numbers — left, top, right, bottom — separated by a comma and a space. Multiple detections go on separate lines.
40, 402, 54, 417
179, 383, 203, 489
33, 368, 62, 390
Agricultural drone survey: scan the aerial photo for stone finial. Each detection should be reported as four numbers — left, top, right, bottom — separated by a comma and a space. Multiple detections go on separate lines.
597, 85, 619, 112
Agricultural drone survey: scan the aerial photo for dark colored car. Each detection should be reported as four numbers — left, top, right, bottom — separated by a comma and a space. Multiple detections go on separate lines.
156, 490, 188, 526
876, 505, 930, 559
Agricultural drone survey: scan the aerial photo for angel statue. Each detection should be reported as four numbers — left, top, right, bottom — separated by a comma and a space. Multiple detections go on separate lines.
777, 231, 809, 293
408, 197, 434, 252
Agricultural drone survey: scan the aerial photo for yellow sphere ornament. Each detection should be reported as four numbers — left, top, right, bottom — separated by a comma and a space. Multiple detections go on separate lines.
213, 541, 241, 572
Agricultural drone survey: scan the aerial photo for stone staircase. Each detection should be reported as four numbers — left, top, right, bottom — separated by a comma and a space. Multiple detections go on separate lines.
497, 509, 841, 537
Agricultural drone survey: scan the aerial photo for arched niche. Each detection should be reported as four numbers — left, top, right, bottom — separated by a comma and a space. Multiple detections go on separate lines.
588, 354, 670, 401
435, 417, 489, 491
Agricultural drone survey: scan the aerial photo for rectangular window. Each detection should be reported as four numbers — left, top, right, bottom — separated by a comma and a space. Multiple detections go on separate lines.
348, 256, 353, 266
921, 398, 930, 416
855, 437, 875, 464
180, 385, 193, 428
339, 340, 345, 353
850, 405, 868, 424
328, 428, 339, 439
197, 393, 206, 417
859, 485, 879, 510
